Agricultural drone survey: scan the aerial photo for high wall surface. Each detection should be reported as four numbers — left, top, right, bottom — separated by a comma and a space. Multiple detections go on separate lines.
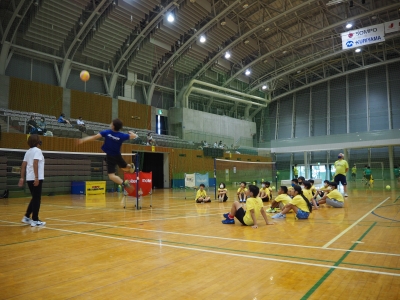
169, 107, 256, 147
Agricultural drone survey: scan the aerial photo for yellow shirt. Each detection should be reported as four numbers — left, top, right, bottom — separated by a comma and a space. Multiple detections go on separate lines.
195, 189, 207, 199
335, 159, 349, 176
311, 186, 317, 195
320, 186, 330, 192
302, 189, 313, 201
243, 197, 264, 225
218, 188, 227, 194
274, 194, 291, 206
327, 189, 344, 202
237, 187, 248, 194
293, 167, 298, 175
352, 167, 357, 174
291, 195, 310, 212
259, 187, 271, 198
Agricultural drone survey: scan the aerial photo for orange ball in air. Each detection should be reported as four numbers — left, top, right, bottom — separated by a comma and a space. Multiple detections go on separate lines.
80, 70, 90, 82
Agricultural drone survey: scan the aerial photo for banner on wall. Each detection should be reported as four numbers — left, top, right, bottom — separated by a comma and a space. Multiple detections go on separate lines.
385, 19, 400, 34
195, 173, 209, 187
124, 172, 152, 197
341, 24, 385, 50
184, 173, 196, 188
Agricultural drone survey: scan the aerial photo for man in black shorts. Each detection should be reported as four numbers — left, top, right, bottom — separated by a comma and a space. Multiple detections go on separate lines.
78, 119, 137, 189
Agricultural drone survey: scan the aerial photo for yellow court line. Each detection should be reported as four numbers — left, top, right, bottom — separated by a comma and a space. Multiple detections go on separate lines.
45, 218, 400, 257
323, 197, 390, 248
41, 226, 400, 277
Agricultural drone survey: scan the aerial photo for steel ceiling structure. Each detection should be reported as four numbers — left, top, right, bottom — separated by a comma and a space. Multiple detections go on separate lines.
0, 0, 399, 114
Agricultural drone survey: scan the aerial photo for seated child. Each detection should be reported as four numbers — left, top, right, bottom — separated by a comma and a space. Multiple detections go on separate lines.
308, 179, 317, 196
266, 186, 291, 213
297, 176, 305, 188
272, 185, 312, 219
288, 178, 299, 198
237, 181, 248, 203
303, 181, 319, 210
217, 183, 228, 202
314, 180, 331, 199
258, 181, 272, 202
318, 182, 344, 208
222, 185, 274, 228
195, 184, 211, 203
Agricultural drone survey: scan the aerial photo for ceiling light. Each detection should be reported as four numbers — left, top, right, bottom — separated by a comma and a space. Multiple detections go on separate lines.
346, 23, 353, 29
355, 48, 361, 53
282, 50, 287, 54
225, 52, 231, 59
167, 13, 175, 23
265, 27, 270, 32
244, 40, 249, 44
79, 19, 83, 26
243, 3, 249, 9
371, 16, 377, 20
93, 25, 96, 31
112, 0, 116, 5
199, 35, 206, 43
297, 70, 301, 74
245, 69, 251, 76
263, 59, 268, 63
262, 85, 267, 90
279, 78, 283, 81
220, 21, 226, 26
34, 0, 39, 6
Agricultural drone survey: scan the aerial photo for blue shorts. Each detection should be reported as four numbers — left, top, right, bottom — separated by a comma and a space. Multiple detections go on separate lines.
296, 209, 309, 219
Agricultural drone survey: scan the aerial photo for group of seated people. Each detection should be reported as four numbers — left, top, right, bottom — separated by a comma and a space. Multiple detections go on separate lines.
26, 113, 86, 134
191, 176, 345, 228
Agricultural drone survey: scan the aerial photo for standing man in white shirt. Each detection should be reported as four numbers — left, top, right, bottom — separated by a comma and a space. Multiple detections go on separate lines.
19, 134, 46, 227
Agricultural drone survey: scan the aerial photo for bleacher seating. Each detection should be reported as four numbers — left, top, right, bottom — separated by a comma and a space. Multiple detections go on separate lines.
0, 108, 198, 150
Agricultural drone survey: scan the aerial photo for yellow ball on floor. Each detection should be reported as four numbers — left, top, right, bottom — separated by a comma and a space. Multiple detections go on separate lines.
386, 185, 391, 190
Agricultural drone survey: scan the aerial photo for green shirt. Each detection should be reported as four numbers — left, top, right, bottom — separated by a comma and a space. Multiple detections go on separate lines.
365, 169, 372, 176
394, 168, 400, 176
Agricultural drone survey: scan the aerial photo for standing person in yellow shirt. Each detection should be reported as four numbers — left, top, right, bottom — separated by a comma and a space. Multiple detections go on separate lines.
237, 181, 248, 203
318, 182, 344, 208
272, 185, 312, 219
334, 153, 349, 197
293, 164, 299, 179
195, 184, 211, 203
222, 185, 274, 227
351, 164, 357, 182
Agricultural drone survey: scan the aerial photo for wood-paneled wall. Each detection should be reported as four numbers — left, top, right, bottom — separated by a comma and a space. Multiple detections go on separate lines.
0, 133, 270, 182
9, 77, 63, 117
70, 90, 112, 124
118, 100, 151, 130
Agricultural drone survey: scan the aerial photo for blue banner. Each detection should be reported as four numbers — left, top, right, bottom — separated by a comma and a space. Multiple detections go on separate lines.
195, 173, 209, 187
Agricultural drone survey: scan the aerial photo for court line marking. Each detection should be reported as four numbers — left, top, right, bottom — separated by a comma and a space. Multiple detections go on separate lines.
322, 197, 390, 248
301, 222, 378, 299
46, 217, 400, 257
42, 226, 400, 277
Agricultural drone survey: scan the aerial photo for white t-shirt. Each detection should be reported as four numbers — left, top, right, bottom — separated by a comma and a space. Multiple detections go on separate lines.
23, 147, 45, 181
77, 119, 85, 125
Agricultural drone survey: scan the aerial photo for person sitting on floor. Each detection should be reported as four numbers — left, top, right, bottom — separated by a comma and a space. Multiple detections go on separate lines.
237, 181, 248, 203
222, 185, 274, 227
195, 184, 211, 203
272, 185, 312, 219
266, 186, 292, 213
258, 181, 272, 202
217, 183, 228, 202
318, 182, 344, 208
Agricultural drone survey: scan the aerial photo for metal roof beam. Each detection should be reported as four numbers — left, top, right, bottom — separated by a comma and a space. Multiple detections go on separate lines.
224, 3, 400, 89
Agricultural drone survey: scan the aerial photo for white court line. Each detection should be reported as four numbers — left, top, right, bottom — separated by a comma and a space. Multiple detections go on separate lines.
40, 225, 400, 277
46, 217, 400, 257
48, 212, 221, 223
323, 197, 390, 248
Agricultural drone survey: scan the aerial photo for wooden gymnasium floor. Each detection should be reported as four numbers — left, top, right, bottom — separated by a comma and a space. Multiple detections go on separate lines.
1, 183, 400, 300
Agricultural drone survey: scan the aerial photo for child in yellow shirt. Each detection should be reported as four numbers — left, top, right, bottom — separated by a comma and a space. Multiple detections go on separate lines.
237, 181, 248, 203
222, 185, 274, 227
258, 181, 272, 202
266, 186, 291, 213
272, 185, 313, 219
318, 182, 344, 208
195, 184, 211, 203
